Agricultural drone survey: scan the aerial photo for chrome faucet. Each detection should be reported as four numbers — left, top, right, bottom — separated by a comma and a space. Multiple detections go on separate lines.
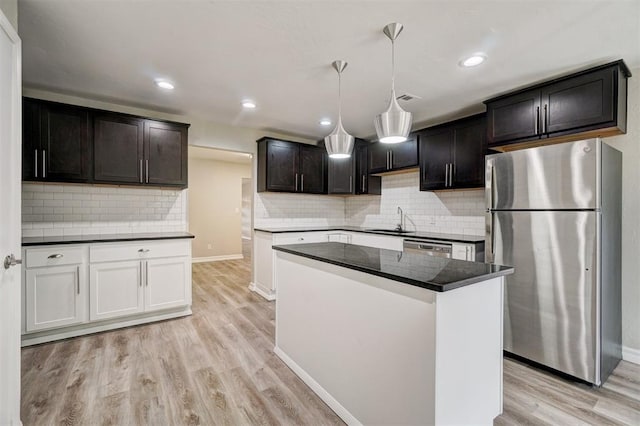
396, 207, 404, 232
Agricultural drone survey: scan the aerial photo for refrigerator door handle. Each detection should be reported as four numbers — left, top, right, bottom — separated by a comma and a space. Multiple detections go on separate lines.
486, 211, 495, 263
486, 160, 495, 211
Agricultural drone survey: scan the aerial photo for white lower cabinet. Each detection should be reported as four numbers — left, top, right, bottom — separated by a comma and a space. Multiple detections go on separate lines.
22, 237, 192, 346
25, 264, 86, 332
145, 257, 191, 312
452, 243, 478, 261
90, 260, 144, 321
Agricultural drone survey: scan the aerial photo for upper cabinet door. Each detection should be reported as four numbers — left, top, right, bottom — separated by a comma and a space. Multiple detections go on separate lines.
22, 98, 40, 181
265, 140, 299, 192
486, 88, 541, 146
40, 103, 91, 182
355, 143, 380, 195
390, 134, 419, 169
94, 114, 144, 184
419, 128, 452, 191
144, 120, 188, 187
328, 156, 355, 194
452, 118, 486, 188
299, 145, 327, 194
368, 142, 390, 173
541, 68, 615, 136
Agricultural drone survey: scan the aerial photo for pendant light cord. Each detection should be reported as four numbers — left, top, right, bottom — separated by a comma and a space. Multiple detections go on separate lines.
391, 38, 395, 93
338, 70, 342, 118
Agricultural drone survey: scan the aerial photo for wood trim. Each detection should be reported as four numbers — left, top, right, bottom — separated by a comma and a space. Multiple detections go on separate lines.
192, 254, 243, 263
622, 346, 640, 365
274, 346, 361, 426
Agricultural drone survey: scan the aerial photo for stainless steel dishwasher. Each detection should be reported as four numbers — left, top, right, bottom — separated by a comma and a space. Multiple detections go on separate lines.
403, 239, 452, 258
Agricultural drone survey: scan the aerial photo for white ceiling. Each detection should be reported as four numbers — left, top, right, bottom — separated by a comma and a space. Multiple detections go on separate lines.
18, 0, 640, 140
189, 145, 252, 164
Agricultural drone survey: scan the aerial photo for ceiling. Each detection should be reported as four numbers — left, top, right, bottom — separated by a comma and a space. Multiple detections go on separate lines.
18, 0, 640, 141
189, 146, 252, 164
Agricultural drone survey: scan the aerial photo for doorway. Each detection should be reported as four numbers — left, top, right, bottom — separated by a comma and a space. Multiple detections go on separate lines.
187, 146, 253, 263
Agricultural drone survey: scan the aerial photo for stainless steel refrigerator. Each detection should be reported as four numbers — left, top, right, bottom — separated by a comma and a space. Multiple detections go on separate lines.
485, 138, 621, 386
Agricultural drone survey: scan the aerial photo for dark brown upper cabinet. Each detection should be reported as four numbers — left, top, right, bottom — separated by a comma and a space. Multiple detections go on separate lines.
368, 134, 419, 174
22, 97, 189, 188
145, 120, 188, 187
94, 114, 144, 184
419, 114, 486, 191
485, 60, 631, 149
257, 137, 327, 194
327, 140, 381, 195
23, 98, 91, 182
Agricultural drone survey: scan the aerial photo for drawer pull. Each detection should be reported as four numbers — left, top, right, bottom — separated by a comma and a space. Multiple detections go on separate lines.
47, 254, 64, 259
138, 249, 150, 253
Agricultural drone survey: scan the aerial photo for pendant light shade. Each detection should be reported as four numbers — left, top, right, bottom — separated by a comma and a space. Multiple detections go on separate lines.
324, 60, 355, 159
374, 22, 412, 144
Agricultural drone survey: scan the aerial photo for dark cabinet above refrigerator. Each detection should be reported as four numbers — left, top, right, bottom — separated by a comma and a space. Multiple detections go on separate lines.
484, 60, 631, 150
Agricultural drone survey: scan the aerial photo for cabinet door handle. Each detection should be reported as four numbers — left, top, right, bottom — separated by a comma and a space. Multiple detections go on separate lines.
390, 151, 393, 169
301, 174, 304, 192
445, 164, 449, 186
47, 254, 63, 259
137, 248, 150, 253
535, 106, 540, 135
139, 261, 143, 287
139, 159, 143, 183
76, 266, 80, 295
362, 175, 365, 192
295, 173, 298, 191
34, 149, 38, 178
349, 175, 352, 193
145, 261, 149, 286
42, 150, 46, 178
543, 104, 548, 134
449, 163, 454, 187
145, 159, 149, 183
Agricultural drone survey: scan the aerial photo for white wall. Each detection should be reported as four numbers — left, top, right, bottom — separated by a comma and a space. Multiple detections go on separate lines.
188, 157, 251, 259
254, 192, 345, 228
22, 183, 186, 237
345, 172, 485, 236
604, 66, 640, 358
0, 0, 17, 31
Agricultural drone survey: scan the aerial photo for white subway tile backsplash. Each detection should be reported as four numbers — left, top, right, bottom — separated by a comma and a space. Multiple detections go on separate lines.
22, 183, 187, 235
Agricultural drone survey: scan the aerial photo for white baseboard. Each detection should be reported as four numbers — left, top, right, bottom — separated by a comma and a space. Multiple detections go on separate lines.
274, 346, 360, 426
248, 282, 276, 301
242, 236, 252, 241
192, 254, 243, 263
622, 345, 640, 365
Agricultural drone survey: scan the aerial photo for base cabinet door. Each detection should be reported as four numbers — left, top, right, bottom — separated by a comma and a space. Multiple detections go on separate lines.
144, 257, 191, 312
90, 261, 144, 321
25, 265, 86, 332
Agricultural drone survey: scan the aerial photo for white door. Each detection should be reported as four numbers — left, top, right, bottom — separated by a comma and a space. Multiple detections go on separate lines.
25, 265, 85, 331
90, 261, 144, 320
0, 10, 21, 425
145, 257, 190, 312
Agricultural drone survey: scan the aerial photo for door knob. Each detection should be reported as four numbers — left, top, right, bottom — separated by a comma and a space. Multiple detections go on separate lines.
3, 254, 22, 270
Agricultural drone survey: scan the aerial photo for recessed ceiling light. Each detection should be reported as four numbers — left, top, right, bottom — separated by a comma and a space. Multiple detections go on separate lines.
155, 80, 175, 90
242, 100, 257, 109
460, 54, 487, 68
319, 119, 332, 126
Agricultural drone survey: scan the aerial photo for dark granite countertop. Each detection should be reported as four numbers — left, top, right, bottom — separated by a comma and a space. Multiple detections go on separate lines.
272, 242, 512, 292
22, 232, 195, 246
254, 226, 484, 244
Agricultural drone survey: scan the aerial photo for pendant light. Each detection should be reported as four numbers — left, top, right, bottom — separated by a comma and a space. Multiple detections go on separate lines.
324, 60, 355, 159
374, 22, 412, 144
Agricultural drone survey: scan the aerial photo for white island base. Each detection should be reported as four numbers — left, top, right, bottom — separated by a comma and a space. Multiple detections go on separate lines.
274, 251, 504, 425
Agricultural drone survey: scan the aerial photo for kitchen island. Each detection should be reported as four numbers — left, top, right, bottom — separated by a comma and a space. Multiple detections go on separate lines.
272, 242, 513, 425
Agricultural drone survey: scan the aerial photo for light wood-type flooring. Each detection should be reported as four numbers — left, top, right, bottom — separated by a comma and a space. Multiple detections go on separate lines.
21, 254, 640, 425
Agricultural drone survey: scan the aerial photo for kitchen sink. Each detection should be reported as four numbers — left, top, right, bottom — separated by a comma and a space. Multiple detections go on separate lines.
366, 228, 413, 234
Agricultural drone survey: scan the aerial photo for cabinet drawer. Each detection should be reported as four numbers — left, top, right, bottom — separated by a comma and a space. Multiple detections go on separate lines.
90, 239, 191, 263
273, 232, 329, 245
25, 246, 85, 268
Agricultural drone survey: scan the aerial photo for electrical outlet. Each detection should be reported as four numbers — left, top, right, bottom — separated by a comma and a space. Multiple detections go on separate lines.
207, 243, 212, 250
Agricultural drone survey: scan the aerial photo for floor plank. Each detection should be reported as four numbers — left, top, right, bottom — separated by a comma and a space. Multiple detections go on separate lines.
20, 255, 640, 425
